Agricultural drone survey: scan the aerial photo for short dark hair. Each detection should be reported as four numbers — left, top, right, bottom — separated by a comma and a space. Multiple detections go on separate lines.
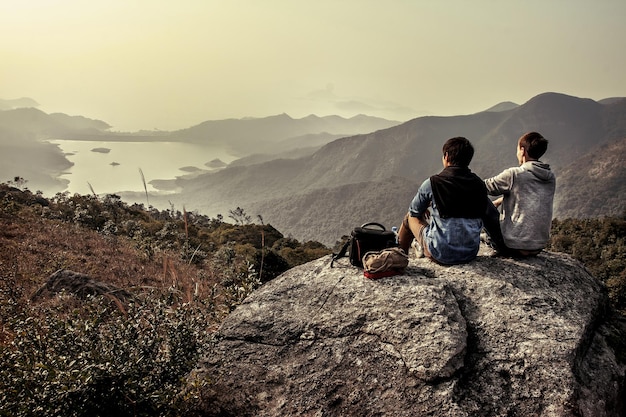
519, 132, 548, 159
443, 137, 474, 167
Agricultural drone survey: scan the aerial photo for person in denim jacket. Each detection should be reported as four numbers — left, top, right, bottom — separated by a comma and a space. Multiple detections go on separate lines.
397, 137, 487, 265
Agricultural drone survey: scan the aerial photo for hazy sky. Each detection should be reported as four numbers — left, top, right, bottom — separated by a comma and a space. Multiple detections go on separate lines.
2, 1, 625, 131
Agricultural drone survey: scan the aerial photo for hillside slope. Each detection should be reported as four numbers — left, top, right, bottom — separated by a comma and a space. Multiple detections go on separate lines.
0, 108, 112, 191
554, 136, 626, 218
171, 113, 401, 156
247, 176, 419, 246
164, 93, 626, 245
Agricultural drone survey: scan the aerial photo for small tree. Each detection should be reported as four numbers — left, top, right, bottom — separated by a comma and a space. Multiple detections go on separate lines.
7, 176, 28, 190
228, 207, 251, 225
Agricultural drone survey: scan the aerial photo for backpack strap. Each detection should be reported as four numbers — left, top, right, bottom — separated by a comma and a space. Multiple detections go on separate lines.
330, 239, 351, 268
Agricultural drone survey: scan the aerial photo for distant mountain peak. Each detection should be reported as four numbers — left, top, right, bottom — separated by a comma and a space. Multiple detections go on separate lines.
484, 101, 519, 112
526, 91, 596, 105
0, 97, 40, 111
598, 97, 626, 105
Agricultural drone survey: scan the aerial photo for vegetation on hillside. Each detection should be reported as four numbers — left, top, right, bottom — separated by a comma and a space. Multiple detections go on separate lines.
553, 137, 626, 219
1, 178, 625, 415
0, 181, 329, 416
548, 213, 626, 315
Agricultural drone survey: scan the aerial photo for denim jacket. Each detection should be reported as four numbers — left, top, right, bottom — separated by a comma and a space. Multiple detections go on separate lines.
409, 178, 483, 264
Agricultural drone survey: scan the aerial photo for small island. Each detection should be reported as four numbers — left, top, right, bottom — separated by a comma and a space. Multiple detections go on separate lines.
205, 158, 227, 169
179, 166, 202, 173
91, 147, 111, 154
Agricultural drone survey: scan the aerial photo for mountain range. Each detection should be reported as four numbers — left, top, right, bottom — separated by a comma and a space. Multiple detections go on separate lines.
173, 113, 402, 156
1, 92, 625, 247
155, 92, 626, 245
0, 107, 112, 191
0, 106, 399, 194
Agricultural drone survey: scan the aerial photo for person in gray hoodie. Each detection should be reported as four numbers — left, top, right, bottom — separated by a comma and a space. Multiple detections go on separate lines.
483, 132, 556, 257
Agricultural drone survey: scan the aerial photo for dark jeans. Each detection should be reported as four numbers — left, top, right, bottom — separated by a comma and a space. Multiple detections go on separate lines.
482, 199, 507, 253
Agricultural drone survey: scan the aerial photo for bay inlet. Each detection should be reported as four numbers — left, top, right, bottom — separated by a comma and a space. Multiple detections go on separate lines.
49, 139, 236, 195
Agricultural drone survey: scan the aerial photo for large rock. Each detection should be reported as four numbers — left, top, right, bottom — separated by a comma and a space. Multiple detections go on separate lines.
190, 249, 626, 416
30, 269, 132, 304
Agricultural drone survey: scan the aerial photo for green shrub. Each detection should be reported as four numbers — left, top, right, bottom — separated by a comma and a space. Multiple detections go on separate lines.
0, 293, 212, 417
0, 183, 332, 415
549, 213, 626, 314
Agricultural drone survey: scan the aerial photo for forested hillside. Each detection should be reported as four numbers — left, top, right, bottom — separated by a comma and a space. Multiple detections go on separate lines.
549, 214, 626, 314
554, 136, 626, 218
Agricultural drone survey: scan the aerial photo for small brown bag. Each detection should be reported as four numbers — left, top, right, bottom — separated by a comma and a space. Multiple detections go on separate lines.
362, 247, 409, 279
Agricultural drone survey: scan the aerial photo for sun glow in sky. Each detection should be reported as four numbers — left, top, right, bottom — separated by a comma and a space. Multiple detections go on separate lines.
2, 0, 625, 131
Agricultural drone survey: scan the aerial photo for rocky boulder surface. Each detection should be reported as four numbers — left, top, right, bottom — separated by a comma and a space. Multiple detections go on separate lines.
190, 249, 626, 416
30, 269, 132, 304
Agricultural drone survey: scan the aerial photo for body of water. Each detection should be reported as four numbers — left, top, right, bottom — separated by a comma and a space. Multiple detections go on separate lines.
49, 140, 236, 195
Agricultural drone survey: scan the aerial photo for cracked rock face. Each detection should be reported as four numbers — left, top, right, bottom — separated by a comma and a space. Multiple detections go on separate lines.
190, 249, 626, 417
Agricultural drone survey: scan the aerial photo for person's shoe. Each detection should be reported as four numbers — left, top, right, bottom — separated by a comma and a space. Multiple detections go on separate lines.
411, 239, 424, 258
490, 246, 514, 258
490, 250, 507, 258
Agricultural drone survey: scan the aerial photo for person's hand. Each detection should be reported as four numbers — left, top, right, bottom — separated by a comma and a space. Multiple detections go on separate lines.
493, 197, 504, 208
417, 209, 431, 225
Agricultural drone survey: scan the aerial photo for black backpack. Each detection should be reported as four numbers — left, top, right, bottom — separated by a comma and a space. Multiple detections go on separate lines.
331, 222, 398, 268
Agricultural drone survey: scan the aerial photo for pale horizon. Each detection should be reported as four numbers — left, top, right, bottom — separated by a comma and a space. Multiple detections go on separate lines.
2, 1, 625, 132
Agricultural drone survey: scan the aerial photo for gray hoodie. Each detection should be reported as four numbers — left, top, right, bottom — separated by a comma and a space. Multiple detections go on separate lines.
484, 161, 556, 250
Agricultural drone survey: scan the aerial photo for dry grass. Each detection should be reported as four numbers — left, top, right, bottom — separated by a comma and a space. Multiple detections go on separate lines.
0, 204, 220, 308
0, 185, 329, 414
